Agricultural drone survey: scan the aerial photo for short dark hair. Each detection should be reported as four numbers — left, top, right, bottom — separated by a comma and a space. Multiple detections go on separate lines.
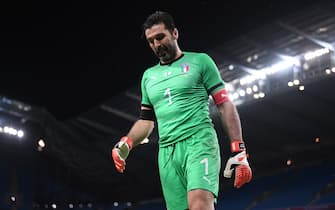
142, 11, 176, 37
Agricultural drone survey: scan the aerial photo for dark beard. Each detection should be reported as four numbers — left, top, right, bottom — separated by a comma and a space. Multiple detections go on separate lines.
157, 44, 177, 63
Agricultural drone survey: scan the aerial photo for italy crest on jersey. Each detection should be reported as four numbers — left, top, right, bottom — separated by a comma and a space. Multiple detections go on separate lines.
180, 63, 190, 74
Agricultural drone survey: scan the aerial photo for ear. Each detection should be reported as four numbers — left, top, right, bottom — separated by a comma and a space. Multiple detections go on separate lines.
172, 28, 179, 40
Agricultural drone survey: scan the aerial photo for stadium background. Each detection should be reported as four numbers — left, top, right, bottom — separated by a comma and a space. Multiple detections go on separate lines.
0, 0, 335, 209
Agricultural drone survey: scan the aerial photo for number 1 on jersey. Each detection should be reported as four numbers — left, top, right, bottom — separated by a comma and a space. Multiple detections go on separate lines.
200, 158, 209, 175
164, 88, 173, 105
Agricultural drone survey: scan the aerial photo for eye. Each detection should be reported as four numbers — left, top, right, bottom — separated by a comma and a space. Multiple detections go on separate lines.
147, 38, 154, 44
155, 34, 165, 41
146, 33, 166, 45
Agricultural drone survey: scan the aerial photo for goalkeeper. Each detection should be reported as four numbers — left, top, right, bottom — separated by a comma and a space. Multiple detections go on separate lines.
112, 11, 252, 210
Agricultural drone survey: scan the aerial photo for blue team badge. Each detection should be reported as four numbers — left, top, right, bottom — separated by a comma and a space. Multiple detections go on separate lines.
181, 63, 190, 74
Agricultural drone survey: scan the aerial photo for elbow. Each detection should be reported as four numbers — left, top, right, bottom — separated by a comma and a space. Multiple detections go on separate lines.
217, 100, 234, 114
148, 120, 155, 133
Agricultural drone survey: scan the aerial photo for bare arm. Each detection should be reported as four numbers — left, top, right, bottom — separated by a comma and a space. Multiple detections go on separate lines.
111, 106, 154, 173
125, 106, 155, 148
218, 101, 252, 187
126, 119, 154, 148
216, 101, 243, 142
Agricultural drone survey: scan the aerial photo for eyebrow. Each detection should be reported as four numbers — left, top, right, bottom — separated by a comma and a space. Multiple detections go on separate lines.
146, 33, 165, 42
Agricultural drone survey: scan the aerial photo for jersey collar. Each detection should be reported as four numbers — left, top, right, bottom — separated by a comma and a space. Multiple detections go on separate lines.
159, 53, 184, 66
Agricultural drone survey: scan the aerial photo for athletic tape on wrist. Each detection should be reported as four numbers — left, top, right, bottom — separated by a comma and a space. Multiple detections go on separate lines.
231, 140, 245, 153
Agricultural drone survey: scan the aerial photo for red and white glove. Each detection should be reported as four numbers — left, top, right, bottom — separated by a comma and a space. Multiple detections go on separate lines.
111, 136, 133, 173
224, 140, 252, 188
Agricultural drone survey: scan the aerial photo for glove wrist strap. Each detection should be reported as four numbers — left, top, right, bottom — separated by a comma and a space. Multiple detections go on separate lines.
231, 140, 245, 153
120, 136, 133, 150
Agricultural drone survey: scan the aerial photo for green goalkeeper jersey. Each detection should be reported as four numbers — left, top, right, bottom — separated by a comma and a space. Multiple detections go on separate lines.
141, 51, 225, 147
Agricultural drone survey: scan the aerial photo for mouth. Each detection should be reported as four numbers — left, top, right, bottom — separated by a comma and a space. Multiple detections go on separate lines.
156, 46, 167, 57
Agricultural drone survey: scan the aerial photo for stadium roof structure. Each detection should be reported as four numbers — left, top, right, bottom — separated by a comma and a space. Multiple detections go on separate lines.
1, 0, 335, 206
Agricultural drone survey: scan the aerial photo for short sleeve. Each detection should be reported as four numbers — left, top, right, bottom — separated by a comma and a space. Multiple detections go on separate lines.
200, 53, 226, 95
140, 71, 152, 107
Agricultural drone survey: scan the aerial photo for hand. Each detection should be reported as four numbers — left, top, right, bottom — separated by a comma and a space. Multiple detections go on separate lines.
111, 136, 133, 173
223, 140, 252, 188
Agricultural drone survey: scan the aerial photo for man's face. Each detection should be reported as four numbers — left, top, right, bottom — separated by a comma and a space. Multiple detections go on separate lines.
145, 23, 178, 63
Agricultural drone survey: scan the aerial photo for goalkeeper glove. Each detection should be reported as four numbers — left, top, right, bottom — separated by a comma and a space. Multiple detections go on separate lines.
224, 140, 252, 188
111, 136, 133, 173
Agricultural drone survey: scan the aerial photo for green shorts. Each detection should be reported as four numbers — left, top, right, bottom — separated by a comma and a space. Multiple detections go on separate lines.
158, 128, 221, 210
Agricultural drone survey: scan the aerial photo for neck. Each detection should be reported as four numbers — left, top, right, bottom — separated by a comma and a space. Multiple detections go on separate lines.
160, 48, 183, 65
174, 49, 183, 60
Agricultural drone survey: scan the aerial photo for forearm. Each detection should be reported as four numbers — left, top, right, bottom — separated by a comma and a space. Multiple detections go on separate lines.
126, 119, 154, 147
217, 101, 243, 142
112, 119, 154, 173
